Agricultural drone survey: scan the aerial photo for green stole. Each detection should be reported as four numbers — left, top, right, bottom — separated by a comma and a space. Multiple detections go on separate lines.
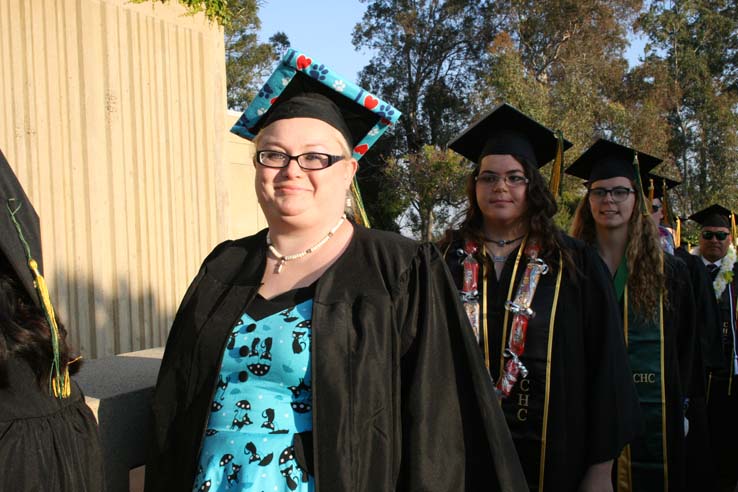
614, 258, 669, 492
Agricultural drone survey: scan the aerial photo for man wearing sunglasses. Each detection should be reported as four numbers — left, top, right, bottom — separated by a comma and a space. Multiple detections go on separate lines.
689, 204, 738, 492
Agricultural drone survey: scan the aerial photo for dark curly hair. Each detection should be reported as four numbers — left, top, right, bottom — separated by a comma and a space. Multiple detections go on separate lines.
440, 154, 575, 277
0, 265, 80, 389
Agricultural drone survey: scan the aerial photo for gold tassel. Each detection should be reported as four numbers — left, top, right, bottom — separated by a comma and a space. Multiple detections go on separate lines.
648, 178, 655, 205
548, 131, 564, 199
349, 178, 371, 228
731, 212, 737, 247
7, 201, 70, 398
661, 179, 671, 226
632, 154, 650, 217
675, 217, 681, 248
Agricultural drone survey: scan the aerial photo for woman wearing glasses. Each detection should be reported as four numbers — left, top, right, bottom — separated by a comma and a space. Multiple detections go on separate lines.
145, 55, 525, 492
568, 138, 697, 492
440, 104, 641, 492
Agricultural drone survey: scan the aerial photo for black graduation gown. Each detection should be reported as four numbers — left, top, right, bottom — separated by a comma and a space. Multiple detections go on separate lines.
704, 257, 738, 492
613, 255, 697, 492
674, 247, 721, 490
145, 225, 527, 492
443, 233, 642, 492
0, 357, 104, 492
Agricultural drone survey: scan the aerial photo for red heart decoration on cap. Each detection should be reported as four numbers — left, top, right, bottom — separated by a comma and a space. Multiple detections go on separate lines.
364, 95, 379, 110
270, 97, 278, 104
296, 55, 312, 70
354, 144, 369, 155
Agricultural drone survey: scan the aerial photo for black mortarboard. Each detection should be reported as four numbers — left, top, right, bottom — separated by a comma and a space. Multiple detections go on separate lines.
231, 48, 401, 160
644, 173, 681, 200
689, 204, 733, 229
565, 138, 662, 182
0, 149, 43, 307
447, 103, 573, 167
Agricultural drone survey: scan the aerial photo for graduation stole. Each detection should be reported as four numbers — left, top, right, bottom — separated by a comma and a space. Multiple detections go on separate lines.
614, 257, 669, 492
482, 238, 563, 492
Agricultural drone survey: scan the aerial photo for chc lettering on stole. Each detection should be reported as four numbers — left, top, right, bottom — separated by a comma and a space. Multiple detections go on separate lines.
632, 372, 656, 384
516, 377, 531, 421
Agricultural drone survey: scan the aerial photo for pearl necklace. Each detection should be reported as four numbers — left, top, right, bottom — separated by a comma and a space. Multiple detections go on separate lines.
267, 214, 346, 273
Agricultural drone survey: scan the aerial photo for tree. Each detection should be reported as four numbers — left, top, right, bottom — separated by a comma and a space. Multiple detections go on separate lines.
637, 0, 738, 214
224, 0, 289, 110
386, 146, 473, 240
352, 0, 499, 235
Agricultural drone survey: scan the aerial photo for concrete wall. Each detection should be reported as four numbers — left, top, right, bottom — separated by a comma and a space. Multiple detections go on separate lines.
0, 0, 228, 359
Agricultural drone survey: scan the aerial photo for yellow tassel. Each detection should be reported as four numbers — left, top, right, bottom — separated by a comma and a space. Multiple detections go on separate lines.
661, 179, 670, 226
648, 178, 655, 205
675, 217, 681, 248
29, 259, 70, 398
548, 131, 564, 199
350, 178, 371, 228
632, 154, 650, 217
732, 212, 737, 247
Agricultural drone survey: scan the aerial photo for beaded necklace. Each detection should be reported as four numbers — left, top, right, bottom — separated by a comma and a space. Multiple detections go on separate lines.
267, 214, 346, 273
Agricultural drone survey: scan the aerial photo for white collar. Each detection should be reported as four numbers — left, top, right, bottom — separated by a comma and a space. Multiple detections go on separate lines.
702, 255, 723, 268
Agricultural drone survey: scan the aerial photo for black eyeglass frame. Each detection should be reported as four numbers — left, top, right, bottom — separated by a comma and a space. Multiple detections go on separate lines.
256, 150, 345, 170
588, 186, 637, 203
701, 230, 730, 241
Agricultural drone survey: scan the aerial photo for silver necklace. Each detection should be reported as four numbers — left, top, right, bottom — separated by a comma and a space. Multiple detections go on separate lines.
267, 214, 346, 273
484, 234, 525, 247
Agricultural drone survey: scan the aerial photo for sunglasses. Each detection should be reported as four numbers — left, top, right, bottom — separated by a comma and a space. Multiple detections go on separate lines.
652, 204, 662, 213
702, 231, 729, 241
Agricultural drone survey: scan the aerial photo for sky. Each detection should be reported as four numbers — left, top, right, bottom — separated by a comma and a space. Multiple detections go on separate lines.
258, 0, 649, 84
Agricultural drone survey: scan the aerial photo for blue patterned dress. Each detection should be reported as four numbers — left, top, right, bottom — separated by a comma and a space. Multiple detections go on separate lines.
193, 286, 314, 492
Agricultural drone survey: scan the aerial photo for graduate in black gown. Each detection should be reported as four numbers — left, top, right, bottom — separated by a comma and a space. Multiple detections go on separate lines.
146, 51, 526, 492
0, 149, 104, 491
568, 140, 697, 492
440, 104, 642, 492
647, 175, 722, 490
688, 204, 738, 492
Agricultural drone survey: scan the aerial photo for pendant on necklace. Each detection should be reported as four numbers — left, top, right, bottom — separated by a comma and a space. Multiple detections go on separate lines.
492, 255, 508, 263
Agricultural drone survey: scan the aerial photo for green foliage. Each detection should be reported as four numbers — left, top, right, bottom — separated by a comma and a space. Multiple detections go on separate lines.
132, 0, 229, 23
224, 0, 289, 110
384, 145, 474, 240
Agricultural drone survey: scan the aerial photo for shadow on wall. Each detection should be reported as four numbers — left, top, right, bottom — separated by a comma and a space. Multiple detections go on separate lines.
52, 269, 178, 360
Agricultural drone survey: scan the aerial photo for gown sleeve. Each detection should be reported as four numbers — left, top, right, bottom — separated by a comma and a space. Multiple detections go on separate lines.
579, 246, 643, 465
668, 257, 698, 399
394, 243, 528, 492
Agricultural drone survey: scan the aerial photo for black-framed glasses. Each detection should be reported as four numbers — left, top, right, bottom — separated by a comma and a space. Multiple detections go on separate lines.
588, 186, 636, 203
652, 204, 662, 213
256, 150, 345, 170
702, 231, 730, 241
475, 173, 530, 187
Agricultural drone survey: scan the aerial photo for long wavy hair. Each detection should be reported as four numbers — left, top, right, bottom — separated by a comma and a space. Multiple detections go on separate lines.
570, 183, 666, 317
440, 154, 575, 277
0, 265, 80, 389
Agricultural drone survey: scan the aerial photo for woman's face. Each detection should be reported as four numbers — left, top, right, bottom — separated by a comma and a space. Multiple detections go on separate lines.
475, 154, 528, 229
254, 117, 357, 226
588, 176, 636, 231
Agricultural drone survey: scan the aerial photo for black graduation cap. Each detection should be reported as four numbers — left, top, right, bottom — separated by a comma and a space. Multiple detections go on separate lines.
0, 149, 43, 307
447, 103, 573, 167
565, 138, 662, 182
689, 204, 733, 229
644, 173, 681, 199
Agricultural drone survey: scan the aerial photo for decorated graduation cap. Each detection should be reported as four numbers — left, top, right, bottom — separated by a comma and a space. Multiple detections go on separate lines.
230, 48, 401, 226
0, 149, 71, 398
230, 48, 401, 151
447, 103, 573, 197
